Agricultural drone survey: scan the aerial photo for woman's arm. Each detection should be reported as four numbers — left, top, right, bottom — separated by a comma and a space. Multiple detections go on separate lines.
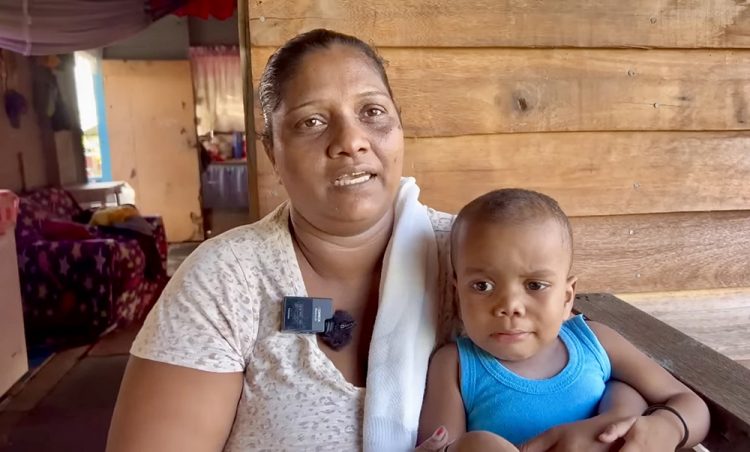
106, 357, 243, 452
418, 344, 466, 446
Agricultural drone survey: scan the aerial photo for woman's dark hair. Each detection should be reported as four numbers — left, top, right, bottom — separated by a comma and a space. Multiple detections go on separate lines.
258, 29, 394, 144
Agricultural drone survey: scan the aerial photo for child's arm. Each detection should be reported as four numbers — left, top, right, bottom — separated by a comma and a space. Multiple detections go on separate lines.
418, 344, 466, 446
598, 380, 648, 417
588, 321, 710, 449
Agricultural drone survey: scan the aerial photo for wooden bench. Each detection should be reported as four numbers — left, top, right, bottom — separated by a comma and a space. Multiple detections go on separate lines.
575, 294, 750, 451
616, 290, 750, 370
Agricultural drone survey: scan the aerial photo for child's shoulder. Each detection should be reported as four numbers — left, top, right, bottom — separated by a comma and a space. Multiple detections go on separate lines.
432, 341, 459, 361
581, 318, 627, 354
583, 319, 616, 341
429, 341, 462, 370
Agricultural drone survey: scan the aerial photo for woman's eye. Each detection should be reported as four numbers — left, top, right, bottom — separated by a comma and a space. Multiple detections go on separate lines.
526, 281, 548, 291
471, 281, 495, 293
302, 118, 324, 128
363, 107, 385, 117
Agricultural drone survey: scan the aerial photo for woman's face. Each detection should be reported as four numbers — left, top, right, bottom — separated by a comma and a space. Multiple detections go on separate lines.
267, 44, 404, 235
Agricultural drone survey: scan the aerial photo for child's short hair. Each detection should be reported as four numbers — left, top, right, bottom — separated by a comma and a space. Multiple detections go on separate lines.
451, 188, 574, 268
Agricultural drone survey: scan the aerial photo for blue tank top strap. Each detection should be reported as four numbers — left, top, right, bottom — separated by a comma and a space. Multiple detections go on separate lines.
561, 314, 611, 381
456, 337, 480, 409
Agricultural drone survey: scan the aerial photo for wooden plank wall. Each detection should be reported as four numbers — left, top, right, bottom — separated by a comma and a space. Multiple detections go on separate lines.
244, 2, 750, 311
103, 61, 204, 243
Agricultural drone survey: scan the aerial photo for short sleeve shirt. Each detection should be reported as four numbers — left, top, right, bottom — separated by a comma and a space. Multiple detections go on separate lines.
131, 203, 457, 451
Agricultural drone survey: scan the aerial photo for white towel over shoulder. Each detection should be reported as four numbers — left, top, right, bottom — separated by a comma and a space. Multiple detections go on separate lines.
363, 177, 439, 452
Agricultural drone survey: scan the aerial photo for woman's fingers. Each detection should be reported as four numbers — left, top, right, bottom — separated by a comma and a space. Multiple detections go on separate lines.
416, 426, 449, 451
518, 428, 558, 452
597, 416, 637, 443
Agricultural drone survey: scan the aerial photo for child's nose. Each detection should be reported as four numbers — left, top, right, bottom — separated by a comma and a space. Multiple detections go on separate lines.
492, 294, 525, 317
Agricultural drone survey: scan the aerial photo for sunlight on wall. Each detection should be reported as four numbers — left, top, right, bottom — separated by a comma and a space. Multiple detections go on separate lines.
74, 53, 97, 130
73, 52, 102, 180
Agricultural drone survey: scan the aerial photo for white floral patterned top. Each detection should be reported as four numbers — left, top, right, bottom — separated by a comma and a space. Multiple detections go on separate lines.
131, 202, 457, 451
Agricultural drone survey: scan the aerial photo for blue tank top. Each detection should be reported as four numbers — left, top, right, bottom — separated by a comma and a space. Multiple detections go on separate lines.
457, 314, 611, 446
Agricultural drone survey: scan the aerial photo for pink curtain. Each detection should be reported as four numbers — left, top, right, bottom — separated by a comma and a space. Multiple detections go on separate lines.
189, 46, 244, 135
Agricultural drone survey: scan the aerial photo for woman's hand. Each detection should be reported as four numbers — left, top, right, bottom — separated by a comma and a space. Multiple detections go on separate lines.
415, 426, 450, 451
520, 413, 637, 452
615, 413, 685, 452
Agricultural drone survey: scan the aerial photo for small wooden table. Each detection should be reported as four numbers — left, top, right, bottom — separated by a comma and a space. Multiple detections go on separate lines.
64, 181, 125, 208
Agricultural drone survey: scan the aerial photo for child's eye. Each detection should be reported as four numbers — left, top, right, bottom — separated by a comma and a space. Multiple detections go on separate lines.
526, 281, 549, 291
471, 281, 495, 293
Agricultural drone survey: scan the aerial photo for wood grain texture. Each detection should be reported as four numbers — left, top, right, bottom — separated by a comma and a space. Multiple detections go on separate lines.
103, 60, 203, 242
247, 0, 750, 49
254, 172, 750, 294
572, 211, 750, 293
250, 47, 750, 136
240, 0, 260, 221
618, 288, 750, 360
574, 293, 750, 452
402, 132, 750, 216
256, 131, 750, 217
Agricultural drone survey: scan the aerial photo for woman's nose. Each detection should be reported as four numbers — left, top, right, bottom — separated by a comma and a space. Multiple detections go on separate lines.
327, 117, 370, 158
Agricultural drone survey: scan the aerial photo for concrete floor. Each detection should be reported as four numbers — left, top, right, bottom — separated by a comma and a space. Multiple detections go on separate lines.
0, 326, 139, 451
0, 243, 200, 452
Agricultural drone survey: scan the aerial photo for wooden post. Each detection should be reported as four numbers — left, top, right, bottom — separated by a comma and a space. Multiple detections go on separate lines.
238, 0, 260, 222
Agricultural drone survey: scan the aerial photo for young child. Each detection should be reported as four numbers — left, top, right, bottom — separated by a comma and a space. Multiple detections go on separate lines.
418, 189, 709, 451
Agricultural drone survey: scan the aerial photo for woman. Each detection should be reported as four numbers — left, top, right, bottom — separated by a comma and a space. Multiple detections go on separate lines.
107, 29, 643, 452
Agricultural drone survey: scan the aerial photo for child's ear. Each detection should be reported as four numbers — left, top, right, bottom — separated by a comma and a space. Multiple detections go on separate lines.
563, 275, 577, 317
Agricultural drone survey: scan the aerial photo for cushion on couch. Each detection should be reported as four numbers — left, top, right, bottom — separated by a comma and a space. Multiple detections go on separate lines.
40, 219, 93, 241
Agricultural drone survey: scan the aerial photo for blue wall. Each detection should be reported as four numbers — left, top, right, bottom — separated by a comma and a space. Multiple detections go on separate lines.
92, 62, 112, 182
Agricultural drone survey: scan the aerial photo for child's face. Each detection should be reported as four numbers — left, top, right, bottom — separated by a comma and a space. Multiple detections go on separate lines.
454, 218, 576, 363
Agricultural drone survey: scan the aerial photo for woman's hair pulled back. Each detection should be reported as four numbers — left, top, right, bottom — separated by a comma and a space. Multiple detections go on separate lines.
258, 29, 393, 143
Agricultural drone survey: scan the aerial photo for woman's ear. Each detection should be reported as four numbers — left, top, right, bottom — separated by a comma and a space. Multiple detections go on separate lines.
261, 135, 275, 167
261, 135, 283, 185
563, 275, 577, 318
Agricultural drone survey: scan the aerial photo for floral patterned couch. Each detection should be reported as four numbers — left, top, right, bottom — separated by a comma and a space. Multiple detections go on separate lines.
15, 187, 168, 348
